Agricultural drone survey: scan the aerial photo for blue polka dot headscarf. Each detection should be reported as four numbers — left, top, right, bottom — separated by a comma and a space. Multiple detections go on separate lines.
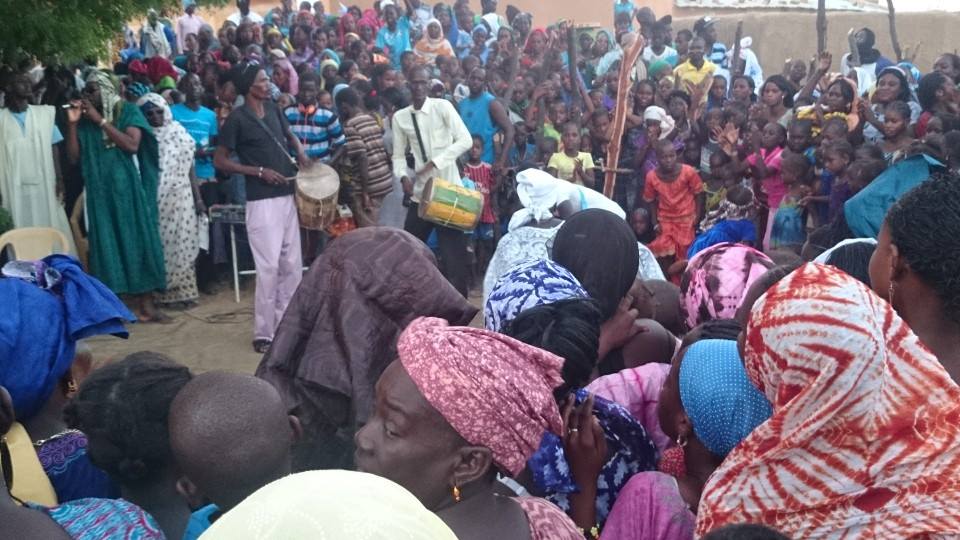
484, 259, 587, 332
678, 339, 772, 458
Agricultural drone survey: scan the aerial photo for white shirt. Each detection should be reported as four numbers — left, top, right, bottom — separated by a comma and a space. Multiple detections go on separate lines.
392, 97, 473, 202
177, 13, 205, 51
227, 10, 264, 25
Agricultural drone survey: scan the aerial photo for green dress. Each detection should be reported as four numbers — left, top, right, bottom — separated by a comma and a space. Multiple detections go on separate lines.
79, 102, 166, 295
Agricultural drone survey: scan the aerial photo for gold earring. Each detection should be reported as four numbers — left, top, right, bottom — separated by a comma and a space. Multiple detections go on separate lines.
888, 281, 895, 305
66, 379, 78, 395
676, 434, 688, 448
452, 485, 461, 503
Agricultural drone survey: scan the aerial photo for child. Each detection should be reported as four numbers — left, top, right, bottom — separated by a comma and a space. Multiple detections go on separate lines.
787, 119, 816, 161
169, 372, 298, 537
631, 206, 656, 244
697, 108, 724, 174
682, 135, 702, 168
820, 139, 855, 223
588, 110, 612, 188
707, 75, 728, 111
643, 139, 705, 268
879, 100, 915, 163
547, 121, 598, 187
703, 151, 735, 215
745, 122, 787, 251
770, 151, 813, 253
689, 184, 757, 257
463, 136, 497, 278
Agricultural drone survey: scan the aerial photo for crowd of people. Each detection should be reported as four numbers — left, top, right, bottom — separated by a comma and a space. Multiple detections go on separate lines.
2, 0, 960, 538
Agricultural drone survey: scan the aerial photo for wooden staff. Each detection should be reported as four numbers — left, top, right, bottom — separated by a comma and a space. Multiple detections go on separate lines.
886, 0, 903, 62
603, 33, 646, 200
731, 21, 744, 77
566, 22, 580, 111
816, 0, 827, 56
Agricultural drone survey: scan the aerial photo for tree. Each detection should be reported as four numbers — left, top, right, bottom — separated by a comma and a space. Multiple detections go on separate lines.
0, 0, 227, 65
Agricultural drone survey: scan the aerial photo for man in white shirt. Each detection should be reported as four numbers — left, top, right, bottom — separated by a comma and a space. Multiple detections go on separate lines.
227, 0, 264, 25
177, 1, 206, 52
392, 65, 474, 297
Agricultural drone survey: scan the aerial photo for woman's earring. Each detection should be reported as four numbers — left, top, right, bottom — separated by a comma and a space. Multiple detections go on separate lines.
888, 281, 896, 305
66, 378, 79, 396
451, 484, 461, 503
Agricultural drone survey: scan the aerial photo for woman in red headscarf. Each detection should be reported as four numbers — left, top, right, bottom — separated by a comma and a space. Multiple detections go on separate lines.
521, 28, 549, 70
337, 12, 358, 50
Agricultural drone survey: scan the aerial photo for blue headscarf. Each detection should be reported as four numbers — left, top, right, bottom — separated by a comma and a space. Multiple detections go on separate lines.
0, 255, 135, 420
678, 339, 772, 458
484, 259, 587, 332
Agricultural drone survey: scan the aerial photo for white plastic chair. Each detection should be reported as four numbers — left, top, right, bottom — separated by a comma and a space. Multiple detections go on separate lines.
0, 227, 71, 261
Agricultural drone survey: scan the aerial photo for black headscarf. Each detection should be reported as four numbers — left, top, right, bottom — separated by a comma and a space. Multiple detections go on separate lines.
235, 62, 261, 96
552, 209, 639, 320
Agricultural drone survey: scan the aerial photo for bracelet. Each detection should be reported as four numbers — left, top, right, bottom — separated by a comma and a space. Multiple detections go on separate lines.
99, 118, 107, 128
258, 166, 263, 178
577, 525, 600, 540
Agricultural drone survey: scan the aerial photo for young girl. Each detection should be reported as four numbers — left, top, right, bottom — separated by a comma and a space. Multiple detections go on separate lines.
744, 122, 787, 251
879, 100, 915, 163
643, 139, 705, 267
547, 121, 598, 187
689, 184, 757, 257
770, 151, 813, 252
703, 151, 735, 215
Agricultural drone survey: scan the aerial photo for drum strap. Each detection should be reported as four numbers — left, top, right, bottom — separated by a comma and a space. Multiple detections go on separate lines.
240, 105, 299, 171
409, 109, 430, 165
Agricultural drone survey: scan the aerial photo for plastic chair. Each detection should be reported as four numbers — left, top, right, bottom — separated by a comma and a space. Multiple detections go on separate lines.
0, 227, 71, 261
69, 193, 89, 269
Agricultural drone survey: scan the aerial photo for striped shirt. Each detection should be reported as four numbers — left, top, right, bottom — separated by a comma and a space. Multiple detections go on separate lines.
284, 105, 346, 162
343, 114, 394, 197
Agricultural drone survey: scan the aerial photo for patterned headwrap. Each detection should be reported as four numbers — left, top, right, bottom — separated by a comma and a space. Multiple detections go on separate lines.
679, 243, 774, 332
697, 264, 960, 538
0, 255, 134, 420
484, 259, 587, 332
85, 69, 122, 128
397, 317, 565, 476
678, 339, 771, 458
31, 498, 163, 539
137, 92, 171, 126
126, 82, 151, 100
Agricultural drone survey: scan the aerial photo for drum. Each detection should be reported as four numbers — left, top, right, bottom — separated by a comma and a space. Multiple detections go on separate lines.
295, 163, 340, 230
418, 177, 484, 232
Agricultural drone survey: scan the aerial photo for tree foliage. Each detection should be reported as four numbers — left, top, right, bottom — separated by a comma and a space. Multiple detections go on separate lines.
0, 0, 228, 65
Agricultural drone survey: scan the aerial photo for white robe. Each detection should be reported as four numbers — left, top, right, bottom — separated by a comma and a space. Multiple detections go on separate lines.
0, 105, 76, 253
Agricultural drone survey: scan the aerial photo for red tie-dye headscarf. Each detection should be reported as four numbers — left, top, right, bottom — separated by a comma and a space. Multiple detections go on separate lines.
397, 317, 565, 476
696, 263, 960, 538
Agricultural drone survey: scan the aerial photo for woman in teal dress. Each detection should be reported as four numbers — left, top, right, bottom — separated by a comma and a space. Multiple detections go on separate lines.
65, 70, 167, 322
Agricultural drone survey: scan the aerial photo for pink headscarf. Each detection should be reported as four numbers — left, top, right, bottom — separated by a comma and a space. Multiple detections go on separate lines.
679, 243, 775, 332
397, 317, 565, 476
338, 13, 357, 49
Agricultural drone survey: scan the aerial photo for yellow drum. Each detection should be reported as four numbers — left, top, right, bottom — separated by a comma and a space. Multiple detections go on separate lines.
418, 177, 484, 232
295, 163, 340, 230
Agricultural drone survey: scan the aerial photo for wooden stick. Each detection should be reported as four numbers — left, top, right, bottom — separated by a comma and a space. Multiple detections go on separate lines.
603, 33, 646, 200
886, 0, 903, 62
816, 0, 827, 56
567, 23, 580, 111
731, 21, 744, 77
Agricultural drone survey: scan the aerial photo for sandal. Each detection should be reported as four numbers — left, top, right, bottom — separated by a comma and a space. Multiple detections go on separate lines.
253, 339, 272, 354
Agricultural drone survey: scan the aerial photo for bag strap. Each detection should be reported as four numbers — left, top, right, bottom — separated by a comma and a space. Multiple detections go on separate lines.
409, 108, 430, 165
240, 105, 298, 170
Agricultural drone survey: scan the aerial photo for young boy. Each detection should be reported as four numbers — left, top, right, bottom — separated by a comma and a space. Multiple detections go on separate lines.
547, 121, 599, 187
169, 371, 301, 539
335, 87, 395, 227
285, 72, 346, 163
463, 136, 497, 282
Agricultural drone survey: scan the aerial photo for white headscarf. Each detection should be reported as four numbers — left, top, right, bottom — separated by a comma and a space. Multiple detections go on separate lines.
200, 470, 458, 540
643, 106, 676, 140
507, 169, 625, 232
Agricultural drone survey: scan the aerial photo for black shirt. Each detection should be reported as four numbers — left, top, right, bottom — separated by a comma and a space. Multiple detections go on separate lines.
219, 101, 297, 201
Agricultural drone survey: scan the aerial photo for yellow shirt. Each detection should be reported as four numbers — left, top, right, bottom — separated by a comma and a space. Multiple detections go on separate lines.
548, 152, 596, 186
673, 59, 717, 105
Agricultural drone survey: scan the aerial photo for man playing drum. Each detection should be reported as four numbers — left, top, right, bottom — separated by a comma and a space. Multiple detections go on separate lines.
392, 65, 474, 297
214, 64, 310, 353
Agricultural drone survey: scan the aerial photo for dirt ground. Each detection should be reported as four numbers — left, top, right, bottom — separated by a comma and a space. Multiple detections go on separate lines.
85, 274, 484, 374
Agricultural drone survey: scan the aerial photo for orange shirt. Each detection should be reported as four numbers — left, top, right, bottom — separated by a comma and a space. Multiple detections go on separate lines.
643, 165, 704, 220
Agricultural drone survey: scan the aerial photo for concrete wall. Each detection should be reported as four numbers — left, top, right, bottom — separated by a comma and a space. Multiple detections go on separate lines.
206, 2, 959, 77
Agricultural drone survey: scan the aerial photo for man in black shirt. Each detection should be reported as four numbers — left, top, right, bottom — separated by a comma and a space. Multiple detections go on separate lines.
214, 63, 310, 353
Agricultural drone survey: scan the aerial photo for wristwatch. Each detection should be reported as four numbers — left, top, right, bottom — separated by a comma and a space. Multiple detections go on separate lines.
99, 118, 107, 128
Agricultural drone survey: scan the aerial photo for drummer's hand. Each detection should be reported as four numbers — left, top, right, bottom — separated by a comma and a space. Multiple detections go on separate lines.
297, 152, 312, 169
416, 161, 437, 178
401, 177, 414, 197
260, 168, 287, 184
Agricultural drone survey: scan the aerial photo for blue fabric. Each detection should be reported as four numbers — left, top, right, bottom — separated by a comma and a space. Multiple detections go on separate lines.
529, 389, 657, 526
0, 255, 134, 419
687, 219, 756, 258
38, 431, 120, 502
678, 340, 772, 458
171, 103, 219, 179
29, 498, 164, 539
770, 199, 807, 249
376, 17, 412, 69
844, 154, 943, 238
458, 92, 497, 163
183, 504, 220, 540
9, 110, 63, 144
484, 259, 587, 332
